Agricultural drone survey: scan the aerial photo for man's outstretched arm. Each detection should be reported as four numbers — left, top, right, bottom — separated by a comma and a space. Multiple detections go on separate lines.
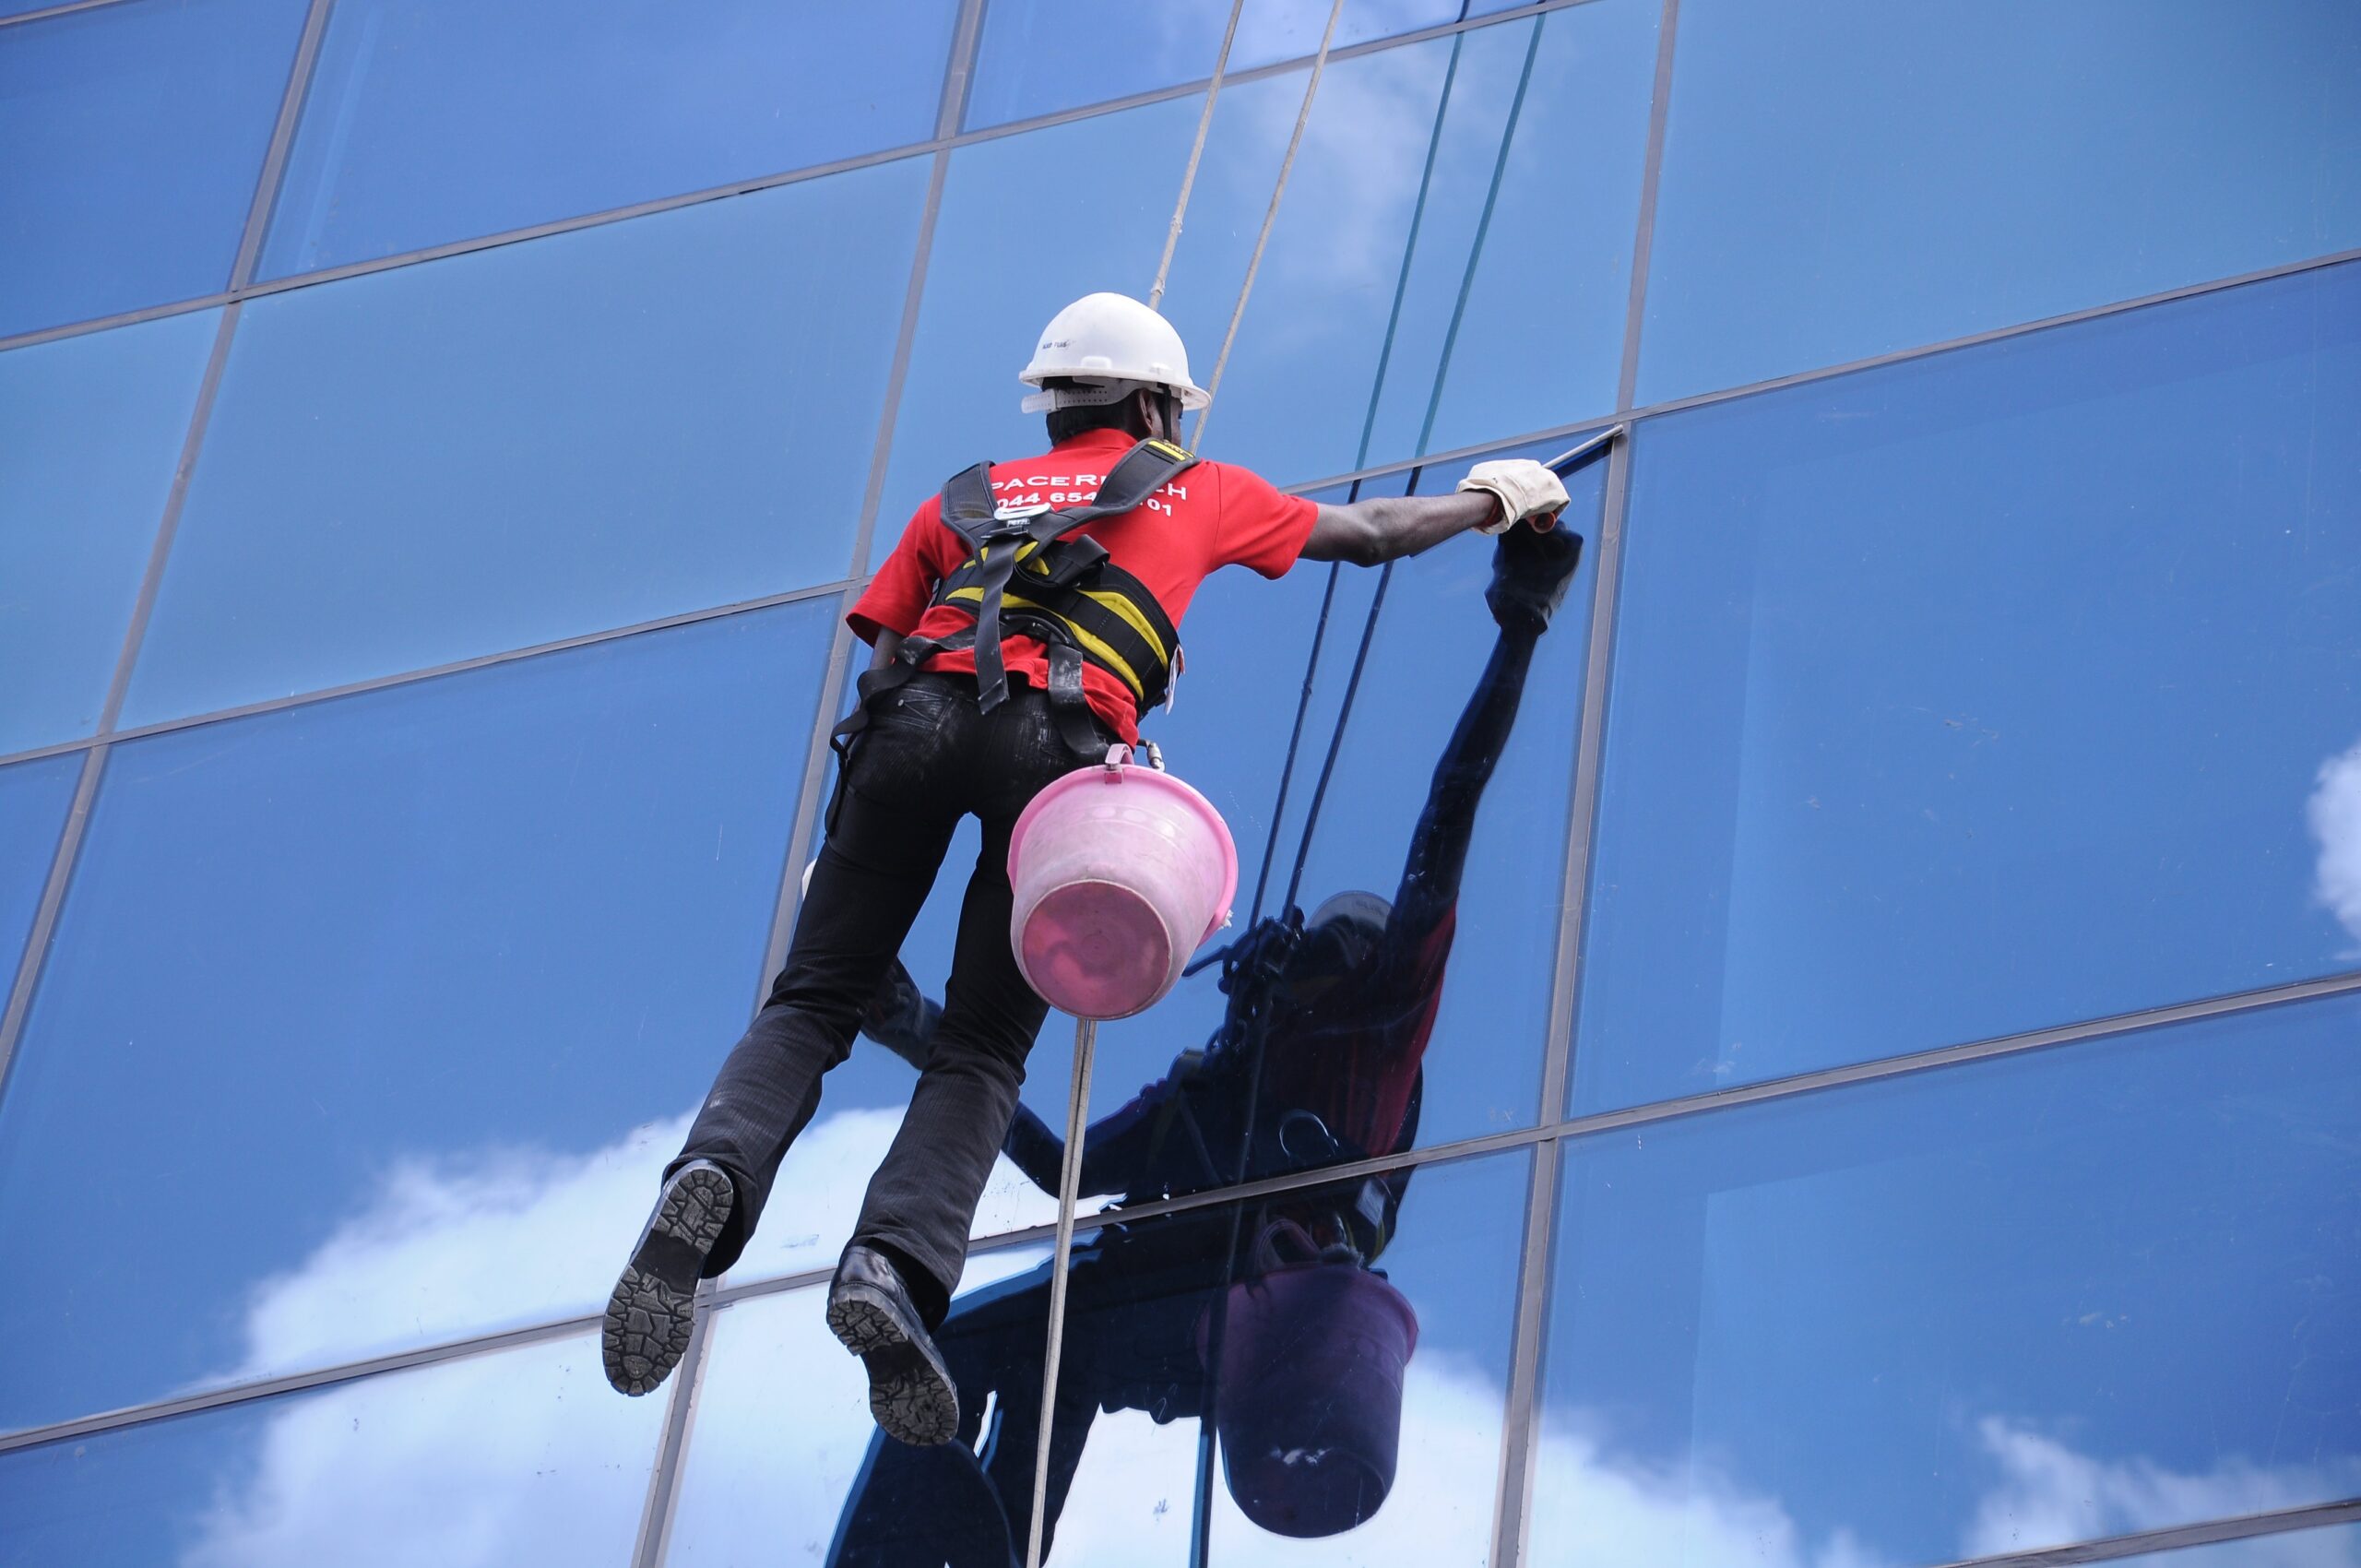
1301, 458, 1567, 566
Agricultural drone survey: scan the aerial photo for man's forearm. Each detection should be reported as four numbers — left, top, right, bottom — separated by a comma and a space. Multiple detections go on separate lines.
1303, 492, 1499, 566
870, 629, 905, 670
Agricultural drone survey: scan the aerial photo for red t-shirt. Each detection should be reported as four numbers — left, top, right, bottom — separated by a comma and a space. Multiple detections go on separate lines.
849, 428, 1320, 744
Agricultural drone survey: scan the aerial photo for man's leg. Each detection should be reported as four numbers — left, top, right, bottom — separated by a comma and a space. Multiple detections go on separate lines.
848, 808, 1051, 1324
674, 791, 959, 1272
605, 686, 966, 1396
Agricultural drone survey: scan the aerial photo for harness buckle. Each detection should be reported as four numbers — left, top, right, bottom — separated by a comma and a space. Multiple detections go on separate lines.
991, 501, 1054, 526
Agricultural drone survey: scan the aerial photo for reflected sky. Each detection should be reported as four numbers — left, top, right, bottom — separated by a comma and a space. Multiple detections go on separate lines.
888, 3, 1653, 509
0, 1332, 663, 1568
123, 159, 925, 729
0, 605, 831, 1431
261, 0, 957, 276
0, 0, 307, 337
1577, 260, 2361, 1112
1638, 0, 2361, 401
1536, 992, 2361, 1567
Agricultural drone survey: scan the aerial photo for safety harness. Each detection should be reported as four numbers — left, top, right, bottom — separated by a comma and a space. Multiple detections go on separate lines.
831, 437, 1199, 766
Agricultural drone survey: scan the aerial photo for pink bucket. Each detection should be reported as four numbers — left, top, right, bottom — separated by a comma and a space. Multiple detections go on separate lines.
1006, 745, 1238, 1020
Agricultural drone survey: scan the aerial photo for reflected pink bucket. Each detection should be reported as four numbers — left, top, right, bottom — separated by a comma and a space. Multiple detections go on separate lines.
1006, 747, 1238, 1020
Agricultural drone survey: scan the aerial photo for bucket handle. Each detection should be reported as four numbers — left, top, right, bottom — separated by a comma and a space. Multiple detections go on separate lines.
1100, 740, 1167, 775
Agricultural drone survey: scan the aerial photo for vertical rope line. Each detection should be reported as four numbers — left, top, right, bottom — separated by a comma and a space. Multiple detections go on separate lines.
1024, 1015, 1098, 1568
1414, 13, 1547, 457
1191, 0, 1349, 453
1245, 559, 1342, 929
1149, 0, 1249, 313
1351, 30, 1471, 471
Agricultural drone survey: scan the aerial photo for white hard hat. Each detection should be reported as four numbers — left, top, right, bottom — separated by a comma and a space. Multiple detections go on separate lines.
1019, 291, 1211, 412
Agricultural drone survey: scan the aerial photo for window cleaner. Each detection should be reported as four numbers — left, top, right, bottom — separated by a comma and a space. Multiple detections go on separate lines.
824, 479, 1595, 1559
600, 291, 1573, 1450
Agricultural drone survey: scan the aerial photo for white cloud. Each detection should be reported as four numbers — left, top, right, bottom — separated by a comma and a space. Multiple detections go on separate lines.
2308, 738, 2361, 953
1963, 1417, 2361, 1564
177, 1107, 2361, 1568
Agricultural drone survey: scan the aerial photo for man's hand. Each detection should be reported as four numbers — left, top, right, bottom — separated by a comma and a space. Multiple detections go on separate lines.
1456, 459, 1569, 536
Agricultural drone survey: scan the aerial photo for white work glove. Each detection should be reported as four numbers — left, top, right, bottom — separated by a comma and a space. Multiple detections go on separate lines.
1456, 458, 1568, 535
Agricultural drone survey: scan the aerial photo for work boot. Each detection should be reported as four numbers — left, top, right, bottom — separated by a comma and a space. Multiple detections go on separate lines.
827, 1243, 959, 1446
1486, 521, 1584, 636
602, 1159, 734, 1396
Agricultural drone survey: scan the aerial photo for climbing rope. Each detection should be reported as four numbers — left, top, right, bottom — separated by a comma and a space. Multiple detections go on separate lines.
1028, 8, 1548, 1563
1190, 0, 1350, 454
1147, 0, 1248, 314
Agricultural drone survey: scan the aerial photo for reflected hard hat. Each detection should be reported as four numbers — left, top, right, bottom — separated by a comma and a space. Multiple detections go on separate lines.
1019, 291, 1211, 413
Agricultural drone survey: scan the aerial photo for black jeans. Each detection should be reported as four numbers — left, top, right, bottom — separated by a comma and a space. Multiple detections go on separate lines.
670, 673, 1103, 1321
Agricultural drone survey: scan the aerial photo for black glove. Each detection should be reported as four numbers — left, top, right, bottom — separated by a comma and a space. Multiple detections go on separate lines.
1486, 523, 1584, 636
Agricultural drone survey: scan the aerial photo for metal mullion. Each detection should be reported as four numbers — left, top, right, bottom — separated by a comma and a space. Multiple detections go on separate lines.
630, 1282, 718, 1568
229, 0, 338, 291
0, 0, 130, 30
0, 1309, 603, 1455
1489, 429, 1641, 1566
0, 577, 860, 776
1494, 0, 1678, 1545
1926, 1497, 2361, 1568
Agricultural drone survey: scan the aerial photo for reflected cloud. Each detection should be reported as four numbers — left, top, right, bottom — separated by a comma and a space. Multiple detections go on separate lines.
224, 1105, 1053, 1384
176, 1099, 2361, 1568
1963, 1417, 2361, 1562
2308, 738, 2361, 953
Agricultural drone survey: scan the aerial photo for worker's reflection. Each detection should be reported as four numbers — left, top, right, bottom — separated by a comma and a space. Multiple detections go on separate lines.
828, 523, 1582, 1566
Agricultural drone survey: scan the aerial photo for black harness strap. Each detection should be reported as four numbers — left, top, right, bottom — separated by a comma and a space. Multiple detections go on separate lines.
829, 439, 1198, 778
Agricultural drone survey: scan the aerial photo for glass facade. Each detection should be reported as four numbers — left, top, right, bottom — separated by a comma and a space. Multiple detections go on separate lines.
2, 4, 2354, 1567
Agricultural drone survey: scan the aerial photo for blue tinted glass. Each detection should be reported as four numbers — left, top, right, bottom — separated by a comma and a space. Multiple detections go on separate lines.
896, 9, 1652, 510
1217, 1, 1656, 481
0, 754, 79, 978
0, 604, 832, 1431
666, 1245, 1050, 1562
0, 309, 217, 751
123, 160, 925, 729
1536, 993, 2361, 1567
260, 0, 958, 277
1638, 0, 2361, 402
0, 1332, 664, 1565
0, 0, 307, 338
1575, 263, 2361, 1113
964, 0, 1461, 130
1014, 1150, 1529, 1562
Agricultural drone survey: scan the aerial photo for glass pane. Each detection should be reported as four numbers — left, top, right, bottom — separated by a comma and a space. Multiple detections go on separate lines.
896, 7, 1653, 509
0, 603, 834, 1431
0, 1332, 665, 1567
1636, 0, 2361, 403
0, 0, 307, 338
1536, 992, 2361, 1567
964, 0, 1462, 131
123, 160, 926, 729
1005, 1149, 1531, 1564
260, 0, 959, 277
0, 308, 217, 752
0, 754, 79, 978
1575, 262, 2361, 1114
664, 1243, 1050, 1563
1218, 0, 1658, 480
